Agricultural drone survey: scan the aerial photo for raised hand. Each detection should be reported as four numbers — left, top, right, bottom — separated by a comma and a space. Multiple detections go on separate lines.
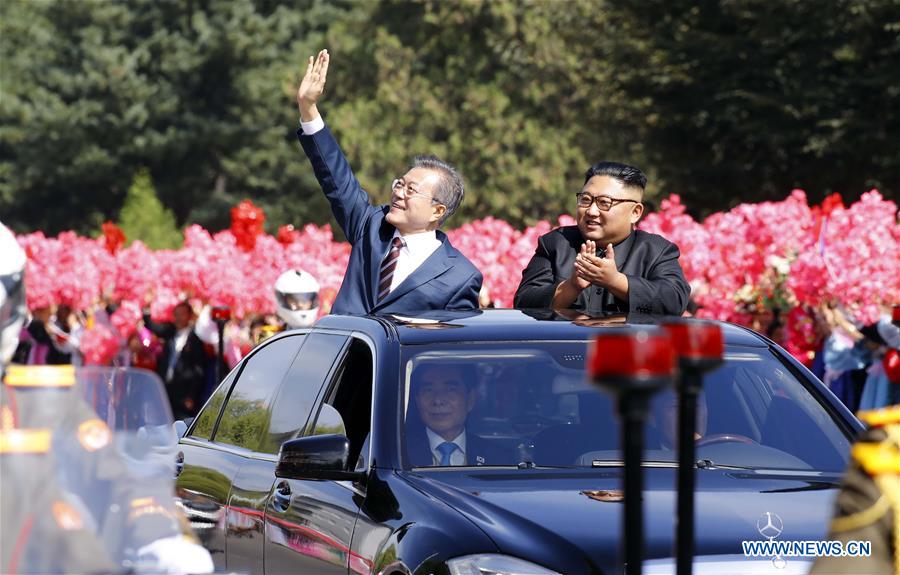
297, 49, 330, 121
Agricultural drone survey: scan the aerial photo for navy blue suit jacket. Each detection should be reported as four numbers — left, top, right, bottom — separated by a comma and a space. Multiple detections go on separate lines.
298, 125, 482, 315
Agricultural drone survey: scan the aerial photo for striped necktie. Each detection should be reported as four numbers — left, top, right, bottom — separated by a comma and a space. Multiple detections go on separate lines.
377, 237, 405, 302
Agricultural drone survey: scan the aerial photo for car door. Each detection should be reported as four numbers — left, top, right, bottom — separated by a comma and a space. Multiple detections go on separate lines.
264, 335, 375, 575
176, 333, 306, 572
175, 368, 239, 568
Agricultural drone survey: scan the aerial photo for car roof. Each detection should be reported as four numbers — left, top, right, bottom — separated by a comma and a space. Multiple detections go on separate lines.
313, 308, 768, 347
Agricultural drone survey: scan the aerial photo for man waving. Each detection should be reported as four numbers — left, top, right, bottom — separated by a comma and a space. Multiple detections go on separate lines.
296, 49, 482, 315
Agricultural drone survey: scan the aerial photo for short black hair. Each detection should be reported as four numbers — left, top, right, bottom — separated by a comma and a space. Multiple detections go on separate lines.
173, 301, 193, 316
583, 161, 647, 191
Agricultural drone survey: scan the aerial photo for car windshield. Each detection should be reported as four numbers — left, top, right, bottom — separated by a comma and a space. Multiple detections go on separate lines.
400, 342, 850, 471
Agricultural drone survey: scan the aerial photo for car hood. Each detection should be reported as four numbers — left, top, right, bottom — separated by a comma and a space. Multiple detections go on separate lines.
400, 466, 840, 574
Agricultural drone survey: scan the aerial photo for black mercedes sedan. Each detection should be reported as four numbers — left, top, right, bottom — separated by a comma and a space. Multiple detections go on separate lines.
174, 309, 861, 575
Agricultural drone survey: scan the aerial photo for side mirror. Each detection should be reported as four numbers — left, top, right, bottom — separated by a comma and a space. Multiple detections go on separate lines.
173, 419, 188, 439
276, 434, 366, 482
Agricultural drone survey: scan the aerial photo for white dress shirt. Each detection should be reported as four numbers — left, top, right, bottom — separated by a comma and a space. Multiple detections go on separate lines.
387, 230, 441, 292
166, 327, 192, 381
300, 116, 326, 135
425, 427, 467, 466
301, 116, 442, 294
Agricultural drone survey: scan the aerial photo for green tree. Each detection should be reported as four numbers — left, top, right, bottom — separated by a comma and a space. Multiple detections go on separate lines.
0, 0, 350, 234
592, 0, 900, 213
1, 0, 896, 233
321, 0, 598, 226
118, 169, 182, 249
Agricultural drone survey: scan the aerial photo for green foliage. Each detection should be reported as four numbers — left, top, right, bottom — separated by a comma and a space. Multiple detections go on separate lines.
594, 0, 900, 213
1, 0, 896, 234
118, 170, 182, 249
191, 387, 226, 440
213, 393, 269, 451
176, 465, 233, 501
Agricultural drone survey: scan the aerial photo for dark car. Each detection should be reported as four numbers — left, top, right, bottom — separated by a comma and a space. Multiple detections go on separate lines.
174, 309, 861, 575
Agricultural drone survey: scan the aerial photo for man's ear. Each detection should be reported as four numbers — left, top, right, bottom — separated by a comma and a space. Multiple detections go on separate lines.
630, 202, 644, 224
430, 203, 447, 225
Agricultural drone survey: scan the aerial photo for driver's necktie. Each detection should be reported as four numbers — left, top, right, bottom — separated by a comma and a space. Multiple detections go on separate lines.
436, 441, 459, 466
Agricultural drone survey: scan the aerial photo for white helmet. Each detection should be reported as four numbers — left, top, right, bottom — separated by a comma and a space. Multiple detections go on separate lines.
1, 222, 27, 367
274, 269, 320, 328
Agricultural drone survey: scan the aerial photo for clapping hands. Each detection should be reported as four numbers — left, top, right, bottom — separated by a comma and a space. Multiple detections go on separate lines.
573, 240, 620, 289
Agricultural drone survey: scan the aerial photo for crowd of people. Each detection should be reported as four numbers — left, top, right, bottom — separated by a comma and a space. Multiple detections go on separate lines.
9, 269, 324, 421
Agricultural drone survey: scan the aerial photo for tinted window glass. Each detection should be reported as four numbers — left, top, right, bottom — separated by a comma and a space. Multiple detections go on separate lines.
259, 333, 347, 454
214, 335, 304, 450
310, 338, 373, 470
401, 343, 850, 471
189, 369, 237, 440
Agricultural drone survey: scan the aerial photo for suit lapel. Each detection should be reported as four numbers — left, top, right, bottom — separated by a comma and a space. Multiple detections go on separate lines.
611, 231, 636, 271
369, 218, 396, 310
407, 429, 434, 467
603, 231, 637, 308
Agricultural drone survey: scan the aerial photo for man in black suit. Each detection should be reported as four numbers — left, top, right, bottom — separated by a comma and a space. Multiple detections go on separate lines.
406, 363, 507, 467
143, 302, 208, 420
514, 161, 690, 315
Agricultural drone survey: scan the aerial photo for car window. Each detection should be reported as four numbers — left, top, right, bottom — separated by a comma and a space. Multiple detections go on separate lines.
309, 338, 373, 469
189, 369, 237, 440
257, 332, 348, 454
213, 335, 304, 451
400, 343, 851, 471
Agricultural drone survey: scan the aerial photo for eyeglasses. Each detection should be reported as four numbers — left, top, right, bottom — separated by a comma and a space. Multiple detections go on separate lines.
575, 193, 639, 211
392, 179, 440, 204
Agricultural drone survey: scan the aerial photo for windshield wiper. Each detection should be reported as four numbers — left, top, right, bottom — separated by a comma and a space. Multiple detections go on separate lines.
695, 459, 752, 470
590, 460, 678, 468
514, 461, 581, 470
586, 459, 754, 470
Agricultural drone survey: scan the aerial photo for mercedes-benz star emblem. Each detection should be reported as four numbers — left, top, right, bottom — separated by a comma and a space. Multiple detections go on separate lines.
757, 511, 784, 540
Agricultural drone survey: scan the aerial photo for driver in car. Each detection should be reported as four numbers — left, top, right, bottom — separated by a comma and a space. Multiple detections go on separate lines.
406, 363, 508, 467
649, 389, 708, 450
649, 389, 761, 451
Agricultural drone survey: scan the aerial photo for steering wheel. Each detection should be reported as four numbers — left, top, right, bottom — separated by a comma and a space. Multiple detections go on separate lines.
695, 433, 758, 447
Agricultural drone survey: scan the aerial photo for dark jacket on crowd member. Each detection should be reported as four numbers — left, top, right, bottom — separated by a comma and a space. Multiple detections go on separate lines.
143, 313, 208, 420
514, 227, 691, 316
46, 319, 73, 365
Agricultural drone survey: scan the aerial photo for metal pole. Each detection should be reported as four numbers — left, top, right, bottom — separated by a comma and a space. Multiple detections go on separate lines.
216, 320, 225, 384
621, 393, 648, 575
676, 373, 700, 575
